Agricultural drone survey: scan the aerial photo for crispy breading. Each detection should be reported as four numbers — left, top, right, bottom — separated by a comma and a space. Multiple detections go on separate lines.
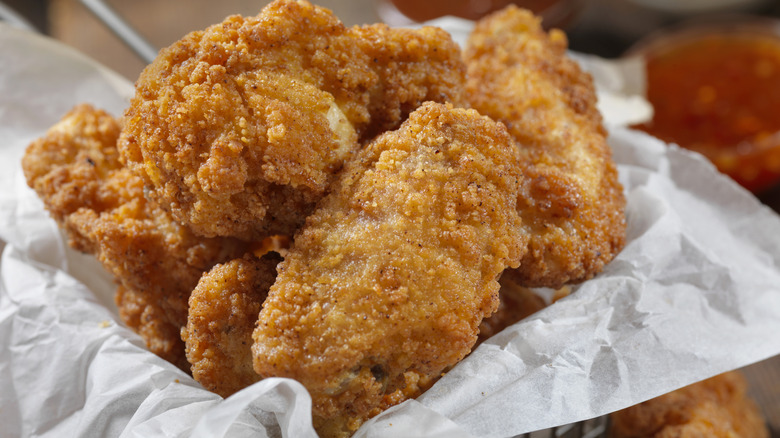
22, 104, 249, 369
464, 6, 626, 288
182, 253, 280, 396
119, 0, 466, 241
610, 371, 769, 438
252, 102, 526, 437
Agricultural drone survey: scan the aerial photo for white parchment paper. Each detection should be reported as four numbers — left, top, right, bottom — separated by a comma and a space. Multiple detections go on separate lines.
1, 21, 779, 438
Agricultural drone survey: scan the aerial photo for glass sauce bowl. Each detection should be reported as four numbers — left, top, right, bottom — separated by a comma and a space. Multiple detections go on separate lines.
629, 17, 780, 194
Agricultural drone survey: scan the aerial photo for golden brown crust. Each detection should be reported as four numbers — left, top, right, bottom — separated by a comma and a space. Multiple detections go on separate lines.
183, 253, 281, 397
22, 104, 249, 369
119, 0, 466, 241
252, 102, 526, 436
610, 371, 769, 438
464, 6, 626, 288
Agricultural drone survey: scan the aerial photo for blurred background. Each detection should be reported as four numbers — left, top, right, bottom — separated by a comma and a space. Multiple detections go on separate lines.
3, 0, 780, 81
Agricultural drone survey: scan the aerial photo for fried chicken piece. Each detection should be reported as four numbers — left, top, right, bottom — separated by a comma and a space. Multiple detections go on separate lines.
464, 6, 626, 288
477, 273, 547, 343
186, 256, 542, 400
119, 0, 466, 241
22, 104, 249, 369
182, 253, 280, 397
251, 102, 526, 437
610, 371, 769, 438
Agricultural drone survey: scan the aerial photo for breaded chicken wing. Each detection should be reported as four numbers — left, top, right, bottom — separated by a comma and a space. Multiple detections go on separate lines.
464, 7, 626, 288
251, 102, 526, 437
610, 371, 769, 438
22, 104, 249, 369
119, 0, 466, 241
182, 253, 280, 397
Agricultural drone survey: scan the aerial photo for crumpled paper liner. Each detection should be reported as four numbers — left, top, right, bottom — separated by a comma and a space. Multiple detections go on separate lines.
1, 20, 779, 438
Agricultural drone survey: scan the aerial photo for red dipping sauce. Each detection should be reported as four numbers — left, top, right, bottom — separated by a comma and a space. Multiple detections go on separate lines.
632, 19, 780, 193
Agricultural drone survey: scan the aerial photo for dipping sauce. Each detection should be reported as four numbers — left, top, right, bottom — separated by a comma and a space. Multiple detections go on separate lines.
633, 23, 780, 193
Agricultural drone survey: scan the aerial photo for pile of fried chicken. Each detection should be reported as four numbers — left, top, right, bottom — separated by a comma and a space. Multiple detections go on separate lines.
21, 1, 767, 437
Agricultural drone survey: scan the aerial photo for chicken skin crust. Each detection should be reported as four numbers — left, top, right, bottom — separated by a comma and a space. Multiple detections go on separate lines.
182, 253, 280, 397
610, 371, 768, 438
464, 7, 626, 288
22, 104, 249, 369
119, 0, 466, 241
252, 102, 526, 437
